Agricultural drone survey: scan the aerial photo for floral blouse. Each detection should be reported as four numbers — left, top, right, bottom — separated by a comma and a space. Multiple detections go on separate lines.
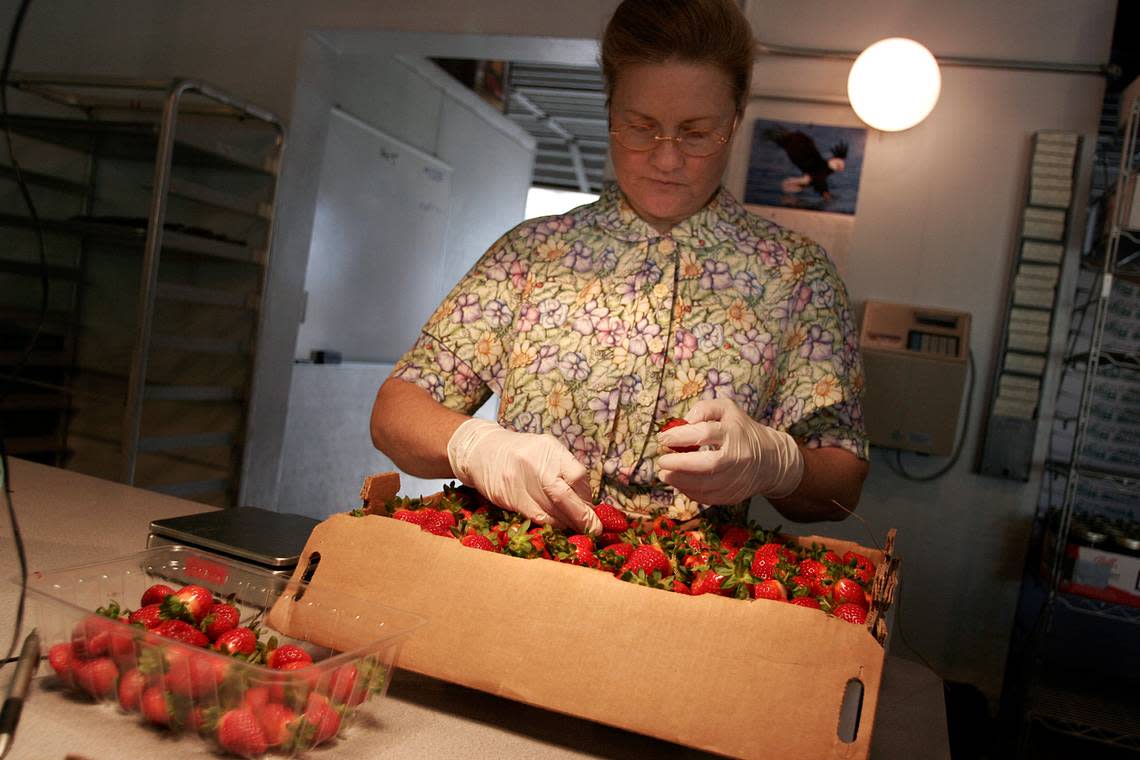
392, 184, 868, 519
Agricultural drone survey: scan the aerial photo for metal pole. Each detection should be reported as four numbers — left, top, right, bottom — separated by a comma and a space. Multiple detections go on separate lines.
121, 80, 191, 484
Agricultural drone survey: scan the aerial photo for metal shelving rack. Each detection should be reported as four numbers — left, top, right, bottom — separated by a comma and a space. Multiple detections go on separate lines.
0, 74, 284, 505
1012, 93, 1140, 757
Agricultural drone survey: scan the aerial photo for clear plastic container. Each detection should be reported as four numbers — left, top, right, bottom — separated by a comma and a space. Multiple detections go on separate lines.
22, 544, 425, 758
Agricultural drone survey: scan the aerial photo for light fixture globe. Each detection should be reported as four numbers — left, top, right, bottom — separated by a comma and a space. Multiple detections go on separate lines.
847, 37, 941, 131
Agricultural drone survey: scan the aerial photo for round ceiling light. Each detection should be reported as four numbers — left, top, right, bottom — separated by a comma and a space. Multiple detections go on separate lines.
847, 37, 942, 132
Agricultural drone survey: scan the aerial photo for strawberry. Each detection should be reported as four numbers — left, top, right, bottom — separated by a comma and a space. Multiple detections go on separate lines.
74, 657, 119, 699
268, 661, 320, 704
214, 626, 257, 657
690, 569, 729, 596
161, 584, 214, 624
217, 708, 269, 758
557, 534, 599, 568
790, 596, 822, 609
460, 532, 496, 552
831, 577, 868, 609
267, 644, 313, 670
166, 653, 225, 699
596, 542, 635, 574
140, 583, 175, 607
419, 508, 457, 537
752, 579, 788, 601
201, 602, 240, 641
392, 508, 428, 526
843, 551, 875, 584
152, 619, 210, 648
48, 642, 77, 687
256, 702, 298, 747
643, 515, 678, 538
671, 579, 692, 594
72, 615, 134, 661
241, 686, 273, 713
833, 602, 868, 624
749, 551, 784, 581
129, 603, 164, 630
140, 685, 172, 726
592, 502, 629, 533
117, 667, 147, 712
619, 544, 672, 579
295, 692, 341, 747
659, 417, 698, 452
325, 662, 367, 707
718, 525, 751, 550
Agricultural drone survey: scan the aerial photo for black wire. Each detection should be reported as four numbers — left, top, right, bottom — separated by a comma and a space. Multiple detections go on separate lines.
893, 349, 976, 482
0, 0, 37, 671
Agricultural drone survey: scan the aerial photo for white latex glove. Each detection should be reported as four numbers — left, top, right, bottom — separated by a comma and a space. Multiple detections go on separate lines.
656, 398, 804, 505
447, 418, 602, 535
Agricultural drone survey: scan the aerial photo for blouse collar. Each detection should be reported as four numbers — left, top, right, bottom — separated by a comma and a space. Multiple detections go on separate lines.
587, 182, 748, 244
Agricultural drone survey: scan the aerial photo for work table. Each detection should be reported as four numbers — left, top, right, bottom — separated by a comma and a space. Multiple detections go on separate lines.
0, 458, 950, 759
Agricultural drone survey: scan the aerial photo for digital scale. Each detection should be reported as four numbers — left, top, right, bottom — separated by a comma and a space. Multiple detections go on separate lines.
147, 506, 319, 576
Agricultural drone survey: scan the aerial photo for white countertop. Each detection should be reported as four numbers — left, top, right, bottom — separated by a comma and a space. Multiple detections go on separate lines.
0, 458, 951, 759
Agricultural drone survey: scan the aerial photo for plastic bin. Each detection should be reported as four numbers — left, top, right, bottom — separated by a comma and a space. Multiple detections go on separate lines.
21, 544, 424, 758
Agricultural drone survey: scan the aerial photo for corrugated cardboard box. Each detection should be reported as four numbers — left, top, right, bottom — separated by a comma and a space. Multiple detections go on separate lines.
269, 475, 900, 760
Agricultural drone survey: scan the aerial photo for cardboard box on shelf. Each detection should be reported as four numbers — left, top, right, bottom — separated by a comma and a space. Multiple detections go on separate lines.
268, 473, 900, 760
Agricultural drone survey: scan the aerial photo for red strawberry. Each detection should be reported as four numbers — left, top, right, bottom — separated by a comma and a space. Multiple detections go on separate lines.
161, 584, 214, 624
592, 502, 629, 533
460, 532, 496, 551
241, 685, 273, 713
752, 579, 788, 601
140, 583, 175, 607
140, 685, 172, 726
596, 542, 635, 574
48, 642, 77, 687
419, 508, 457, 537
671, 579, 692, 594
831, 577, 868, 609
790, 596, 822, 609
267, 644, 313, 670
719, 525, 751, 550
72, 615, 133, 660
165, 653, 225, 699
559, 534, 599, 568
843, 551, 875, 584
659, 417, 698, 452
749, 551, 784, 581
268, 660, 320, 703
152, 618, 210, 648
643, 515, 678, 538
619, 544, 672, 578
129, 604, 164, 630
392, 508, 428, 526
325, 663, 367, 706
833, 602, 868, 624
691, 569, 729, 596
295, 692, 341, 747
201, 602, 240, 641
256, 702, 298, 747
217, 708, 269, 758
117, 667, 147, 712
74, 657, 119, 699
214, 626, 257, 657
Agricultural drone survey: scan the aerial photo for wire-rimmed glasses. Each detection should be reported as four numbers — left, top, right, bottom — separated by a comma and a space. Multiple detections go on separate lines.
609, 117, 737, 157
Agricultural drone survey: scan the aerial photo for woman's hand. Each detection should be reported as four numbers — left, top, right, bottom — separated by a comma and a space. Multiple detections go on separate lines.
656, 398, 804, 506
447, 419, 602, 535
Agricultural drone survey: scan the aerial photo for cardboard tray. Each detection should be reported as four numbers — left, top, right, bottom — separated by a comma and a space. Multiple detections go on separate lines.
268, 475, 900, 760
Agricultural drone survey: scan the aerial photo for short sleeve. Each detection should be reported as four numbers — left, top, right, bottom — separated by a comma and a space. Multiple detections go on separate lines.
390, 230, 525, 416
767, 240, 869, 460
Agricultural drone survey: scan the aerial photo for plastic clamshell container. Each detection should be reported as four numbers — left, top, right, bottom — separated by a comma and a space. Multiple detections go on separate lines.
22, 544, 425, 758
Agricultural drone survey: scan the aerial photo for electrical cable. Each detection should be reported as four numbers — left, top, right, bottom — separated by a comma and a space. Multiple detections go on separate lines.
0, 0, 37, 673
888, 349, 975, 482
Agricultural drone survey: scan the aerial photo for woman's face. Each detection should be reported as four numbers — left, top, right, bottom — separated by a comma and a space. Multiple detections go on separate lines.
609, 60, 738, 234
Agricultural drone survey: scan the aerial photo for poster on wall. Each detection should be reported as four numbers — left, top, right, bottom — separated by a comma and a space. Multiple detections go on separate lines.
745, 119, 867, 215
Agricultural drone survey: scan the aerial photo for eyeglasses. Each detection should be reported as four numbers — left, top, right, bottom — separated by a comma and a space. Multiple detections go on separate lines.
609, 118, 737, 158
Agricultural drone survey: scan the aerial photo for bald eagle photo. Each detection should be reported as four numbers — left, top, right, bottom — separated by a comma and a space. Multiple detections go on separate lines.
745, 119, 866, 214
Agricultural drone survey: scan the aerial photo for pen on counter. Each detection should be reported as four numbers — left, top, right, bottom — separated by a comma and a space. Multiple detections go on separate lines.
0, 629, 40, 760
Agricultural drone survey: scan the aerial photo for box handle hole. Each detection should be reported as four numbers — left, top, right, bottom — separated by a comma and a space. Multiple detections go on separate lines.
292, 551, 321, 601
837, 677, 864, 743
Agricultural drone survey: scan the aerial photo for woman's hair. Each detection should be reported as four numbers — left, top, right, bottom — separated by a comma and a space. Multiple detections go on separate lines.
601, 0, 756, 113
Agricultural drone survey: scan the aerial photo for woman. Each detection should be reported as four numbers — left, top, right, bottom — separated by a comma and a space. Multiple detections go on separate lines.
371, 0, 869, 535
